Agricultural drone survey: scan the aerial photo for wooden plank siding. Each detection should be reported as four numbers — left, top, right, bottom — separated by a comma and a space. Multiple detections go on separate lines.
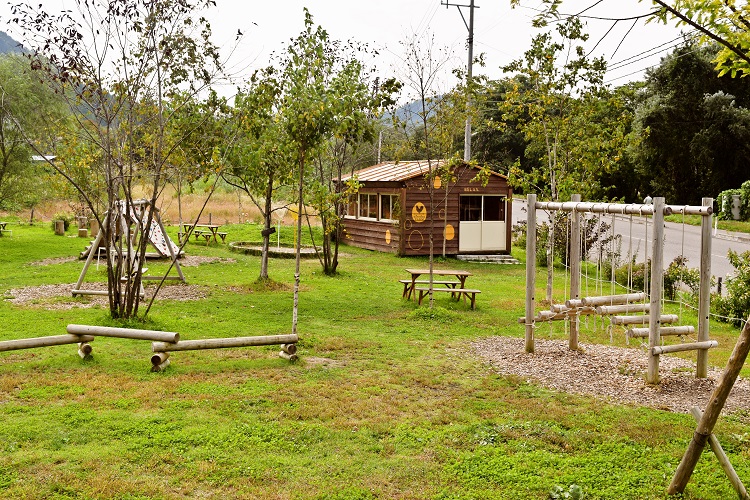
340, 163, 512, 256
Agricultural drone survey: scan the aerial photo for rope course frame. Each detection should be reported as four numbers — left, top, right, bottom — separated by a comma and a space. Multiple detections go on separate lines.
522, 194, 714, 384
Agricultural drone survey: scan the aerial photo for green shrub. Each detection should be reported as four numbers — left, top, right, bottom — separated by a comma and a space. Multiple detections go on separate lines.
714, 249, 750, 327
664, 255, 700, 302
50, 212, 74, 231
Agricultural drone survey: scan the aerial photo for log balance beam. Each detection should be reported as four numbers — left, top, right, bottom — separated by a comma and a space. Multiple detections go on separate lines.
150, 334, 299, 371
67, 324, 179, 343
0, 334, 94, 352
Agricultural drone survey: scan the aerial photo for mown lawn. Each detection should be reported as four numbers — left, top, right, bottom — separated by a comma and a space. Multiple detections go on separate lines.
0, 219, 749, 499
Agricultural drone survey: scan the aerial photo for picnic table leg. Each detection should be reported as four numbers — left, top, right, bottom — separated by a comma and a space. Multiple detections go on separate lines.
410, 277, 417, 300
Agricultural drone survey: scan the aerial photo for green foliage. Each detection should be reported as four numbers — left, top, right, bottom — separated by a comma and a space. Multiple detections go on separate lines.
632, 43, 750, 204
0, 54, 66, 211
549, 484, 583, 500
502, 16, 607, 202
715, 250, 750, 326
50, 212, 74, 231
0, 222, 748, 498
664, 255, 700, 302
717, 188, 743, 220
717, 181, 750, 221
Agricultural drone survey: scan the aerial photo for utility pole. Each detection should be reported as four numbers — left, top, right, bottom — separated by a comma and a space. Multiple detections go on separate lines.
442, 0, 477, 161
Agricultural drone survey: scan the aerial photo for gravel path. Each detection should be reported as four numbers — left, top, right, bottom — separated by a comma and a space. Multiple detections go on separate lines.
472, 336, 750, 415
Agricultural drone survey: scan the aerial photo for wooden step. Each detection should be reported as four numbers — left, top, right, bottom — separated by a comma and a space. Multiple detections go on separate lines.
611, 314, 679, 326
597, 303, 650, 315
626, 325, 696, 338
652, 340, 717, 355
581, 292, 647, 307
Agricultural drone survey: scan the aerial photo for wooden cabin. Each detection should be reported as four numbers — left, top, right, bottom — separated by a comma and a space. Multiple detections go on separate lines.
340, 160, 513, 256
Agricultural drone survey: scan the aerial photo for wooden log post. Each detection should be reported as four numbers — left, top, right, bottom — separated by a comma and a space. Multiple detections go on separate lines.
648, 197, 665, 385
668, 315, 750, 495
569, 194, 581, 351
151, 334, 299, 352
54, 220, 65, 236
279, 351, 298, 361
67, 324, 179, 343
689, 406, 749, 500
0, 334, 94, 352
697, 197, 713, 378
280, 343, 297, 355
150, 352, 170, 372
78, 342, 93, 360
525, 194, 537, 353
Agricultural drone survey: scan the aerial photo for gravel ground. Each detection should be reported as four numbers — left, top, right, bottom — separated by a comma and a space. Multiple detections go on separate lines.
472, 336, 750, 415
4, 256, 231, 309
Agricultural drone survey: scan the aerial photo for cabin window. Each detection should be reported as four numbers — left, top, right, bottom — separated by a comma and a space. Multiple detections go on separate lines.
346, 196, 357, 217
359, 193, 378, 219
483, 196, 506, 221
380, 194, 396, 221
459, 196, 482, 222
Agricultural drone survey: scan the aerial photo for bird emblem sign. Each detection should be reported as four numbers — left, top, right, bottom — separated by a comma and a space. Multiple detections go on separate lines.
412, 202, 427, 223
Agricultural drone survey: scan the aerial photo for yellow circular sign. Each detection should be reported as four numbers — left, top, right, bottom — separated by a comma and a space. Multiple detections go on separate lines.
433, 176, 442, 189
412, 202, 427, 223
385, 229, 391, 244
444, 224, 455, 241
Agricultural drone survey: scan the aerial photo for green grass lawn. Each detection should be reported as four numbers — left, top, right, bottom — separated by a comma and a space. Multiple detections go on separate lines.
0, 220, 748, 499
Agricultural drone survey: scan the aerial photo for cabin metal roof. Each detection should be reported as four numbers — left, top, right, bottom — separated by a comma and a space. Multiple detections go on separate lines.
340, 160, 446, 182
340, 160, 507, 183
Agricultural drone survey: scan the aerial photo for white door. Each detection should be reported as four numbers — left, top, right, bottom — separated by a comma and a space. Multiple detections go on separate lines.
459, 195, 507, 252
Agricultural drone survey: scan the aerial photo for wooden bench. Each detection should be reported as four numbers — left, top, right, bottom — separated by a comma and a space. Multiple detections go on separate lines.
217, 232, 228, 243
416, 286, 481, 310
0, 228, 11, 237
399, 279, 461, 299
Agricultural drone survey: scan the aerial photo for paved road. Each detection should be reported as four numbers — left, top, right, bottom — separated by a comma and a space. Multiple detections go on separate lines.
511, 198, 750, 281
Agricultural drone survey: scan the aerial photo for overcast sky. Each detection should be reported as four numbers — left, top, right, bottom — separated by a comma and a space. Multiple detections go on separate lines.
0, 1, 687, 100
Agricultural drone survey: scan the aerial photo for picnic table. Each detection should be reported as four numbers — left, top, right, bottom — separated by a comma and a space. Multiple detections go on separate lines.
182, 223, 227, 244
402, 268, 480, 309
0, 222, 10, 236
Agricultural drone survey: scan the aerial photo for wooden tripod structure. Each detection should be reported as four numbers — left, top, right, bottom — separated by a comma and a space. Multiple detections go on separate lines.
72, 199, 185, 302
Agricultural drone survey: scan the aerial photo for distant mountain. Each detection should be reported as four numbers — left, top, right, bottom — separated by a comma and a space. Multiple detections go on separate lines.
384, 97, 441, 127
0, 31, 25, 54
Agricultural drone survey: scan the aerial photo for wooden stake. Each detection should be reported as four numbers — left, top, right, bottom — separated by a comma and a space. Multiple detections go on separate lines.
689, 406, 749, 500
668, 315, 750, 495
